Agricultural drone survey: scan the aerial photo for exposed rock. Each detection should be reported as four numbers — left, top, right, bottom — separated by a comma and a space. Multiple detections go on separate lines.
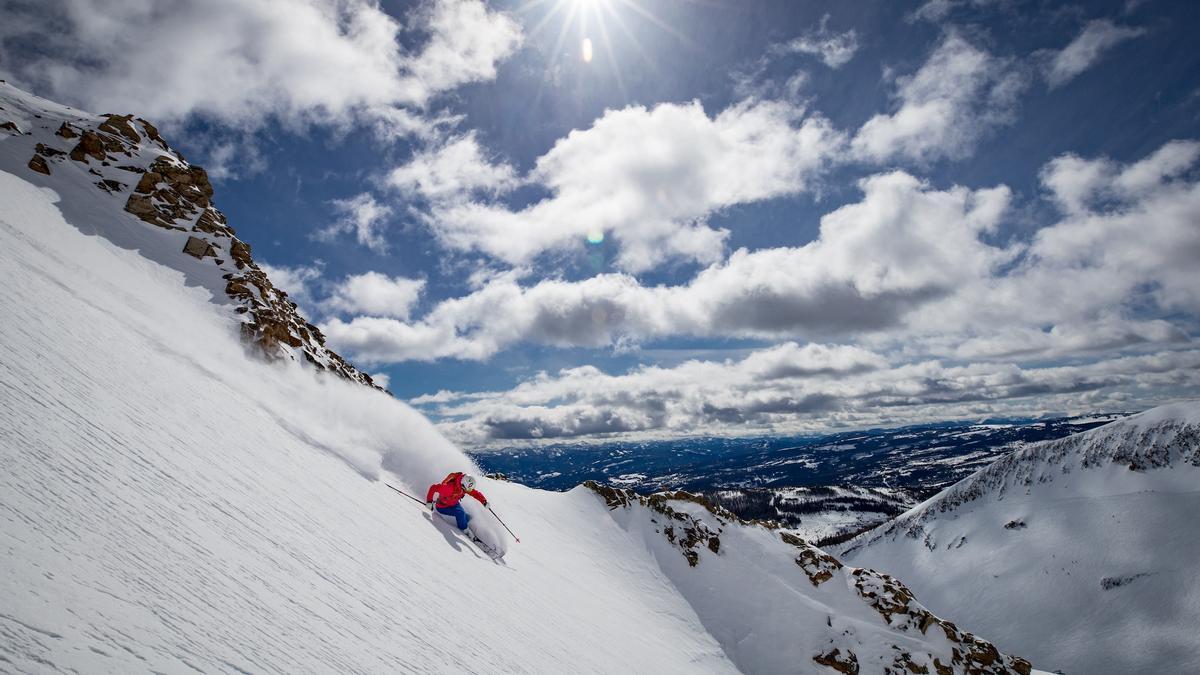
183, 236, 217, 259
69, 129, 120, 162
848, 568, 1031, 674
97, 114, 141, 143
27, 154, 50, 175
781, 532, 842, 586
814, 648, 859, 673
10, 89, 383, 392
34, 142, 65, 158
584, 482, 724, 567
97, 179, 125, 193
1, 120, 20, 133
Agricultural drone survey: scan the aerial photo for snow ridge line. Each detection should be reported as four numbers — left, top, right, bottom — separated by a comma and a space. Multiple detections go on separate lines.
838, 401, 1200, 554
582, 481, 1034, 674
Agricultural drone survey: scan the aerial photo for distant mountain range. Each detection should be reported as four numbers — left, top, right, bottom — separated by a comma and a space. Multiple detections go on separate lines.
474, 413, 1130, 542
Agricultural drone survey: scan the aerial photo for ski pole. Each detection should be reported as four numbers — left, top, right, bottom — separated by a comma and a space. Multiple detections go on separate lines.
386, 483, 426, 507
487, 505, 521, 543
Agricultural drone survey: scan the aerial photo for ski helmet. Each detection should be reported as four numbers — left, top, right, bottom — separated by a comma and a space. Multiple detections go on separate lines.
461, 475, 477, 491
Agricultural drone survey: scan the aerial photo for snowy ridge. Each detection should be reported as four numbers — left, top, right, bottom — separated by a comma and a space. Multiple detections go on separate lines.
586, 483, 1034, 674
835, 402, 1200, 674
0, 81, 379, 389
840, 401, 1200, 552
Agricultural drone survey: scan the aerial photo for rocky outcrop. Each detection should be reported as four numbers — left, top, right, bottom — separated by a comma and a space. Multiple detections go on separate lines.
584, 481, 1034, 674
586, 482, 729, 566
1, 88, 382, 391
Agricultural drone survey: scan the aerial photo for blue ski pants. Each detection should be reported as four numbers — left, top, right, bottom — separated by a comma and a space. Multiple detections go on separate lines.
437, 504, 470, 530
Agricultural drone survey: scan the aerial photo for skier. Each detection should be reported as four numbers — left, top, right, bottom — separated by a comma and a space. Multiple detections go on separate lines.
426, 472, 488, 541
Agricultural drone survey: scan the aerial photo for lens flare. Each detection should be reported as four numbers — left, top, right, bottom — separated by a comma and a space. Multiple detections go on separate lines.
586, 229, 604, 244
581, 37, 593, 63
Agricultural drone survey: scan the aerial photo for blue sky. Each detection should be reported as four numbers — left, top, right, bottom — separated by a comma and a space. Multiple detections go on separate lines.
3, 0, 1199, 447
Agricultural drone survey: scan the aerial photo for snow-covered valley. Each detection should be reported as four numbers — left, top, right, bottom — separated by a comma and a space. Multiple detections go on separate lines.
0, 84, 1047, 674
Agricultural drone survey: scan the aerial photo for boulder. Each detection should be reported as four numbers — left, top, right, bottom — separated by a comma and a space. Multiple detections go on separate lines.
182, 236, 216, 259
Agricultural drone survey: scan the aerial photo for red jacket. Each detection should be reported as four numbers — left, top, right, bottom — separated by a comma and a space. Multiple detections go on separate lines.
426, 472, 487, 509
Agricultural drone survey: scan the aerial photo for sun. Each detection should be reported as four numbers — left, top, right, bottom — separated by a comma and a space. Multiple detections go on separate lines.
517, 0, 690, 98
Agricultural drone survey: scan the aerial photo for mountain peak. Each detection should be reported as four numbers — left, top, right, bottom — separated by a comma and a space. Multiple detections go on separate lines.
0, 81, 381, 391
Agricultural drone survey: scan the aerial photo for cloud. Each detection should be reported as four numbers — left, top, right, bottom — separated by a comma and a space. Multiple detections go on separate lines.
1027, 140, 1200, 314
257, 260, 325, 309
402, 0, 523, 106
778, 14, 859, 69
1044, 20, 1145, 89
316, 193, 394, 254
321, 171, 1014, 362
417, 344, 1200, 445
386, 132, 519, 203
908, 0, 1002, 24
851, 33, 1026, 164
412, 99, 846, 272
322, 138, 1200, 383
322, 272, 426, 320
0, 0, 521, 133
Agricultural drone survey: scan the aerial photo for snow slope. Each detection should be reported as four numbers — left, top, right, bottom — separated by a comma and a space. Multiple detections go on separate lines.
836, 403, 1200, 674
2, 81, 1038, 674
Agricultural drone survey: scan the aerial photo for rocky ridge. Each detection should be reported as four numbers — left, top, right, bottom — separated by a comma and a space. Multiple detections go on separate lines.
584, 481, 1033, 674
0, 82, 380, 390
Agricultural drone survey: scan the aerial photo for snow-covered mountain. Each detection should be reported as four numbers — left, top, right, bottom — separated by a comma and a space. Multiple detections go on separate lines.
0, 81, 377, 389
836, 402, 1200, 674
0, 82, 1042, 673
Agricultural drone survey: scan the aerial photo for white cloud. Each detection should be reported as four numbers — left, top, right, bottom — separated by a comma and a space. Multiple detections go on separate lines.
257, 261, 325, 308
322, 171, 1014, 362
317, 193, 394, 253
779, 15, 859, 69
417, 99, 846, 272
1044, 20, 1144, 89
386, 132, 519, 203
322, 272, 426, 319
402, 0, 523, 107
324, 139, 1200, 377
908, 0, 1001, 24
851, 33, 1026, 164
418, 344, 1200, 445
0, 0, 521, 133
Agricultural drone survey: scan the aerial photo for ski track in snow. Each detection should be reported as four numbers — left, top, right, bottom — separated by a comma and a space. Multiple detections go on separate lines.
0, 169, 737, 674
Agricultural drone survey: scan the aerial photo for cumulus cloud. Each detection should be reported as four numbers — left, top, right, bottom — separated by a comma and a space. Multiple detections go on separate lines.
386, 132, 519, 203
778, 14, 859, 69
257, 260, 325, 312
1044, 20, 1145, 89
416, 344, 1200, 445
852, 33, 1026, 164
321, 272, 426, 319
321, 138, 1200, 391
316, 193, 394, 253
322, 171, 1014, 362
411, 99, 846, 272
0, 0, 521, 132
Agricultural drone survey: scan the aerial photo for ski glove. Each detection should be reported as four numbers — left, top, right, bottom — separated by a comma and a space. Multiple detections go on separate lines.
426, 501, 436, 511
